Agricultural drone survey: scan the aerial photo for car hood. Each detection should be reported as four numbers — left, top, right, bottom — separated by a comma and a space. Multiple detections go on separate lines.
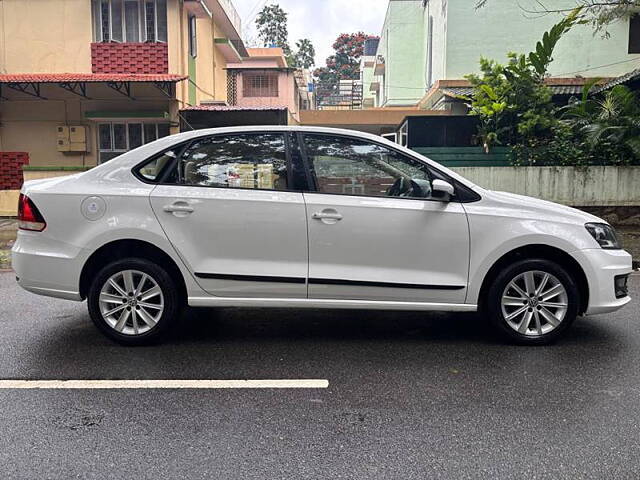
481, 190, 604, 225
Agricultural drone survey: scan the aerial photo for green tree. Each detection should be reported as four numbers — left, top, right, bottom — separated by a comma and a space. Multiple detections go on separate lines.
255, 4, 292, 58
561, 84, 640, 165
255, 5, 316, 68
293, 38, 316, 69
314, 32, 374, 84
465, 8, 583, 154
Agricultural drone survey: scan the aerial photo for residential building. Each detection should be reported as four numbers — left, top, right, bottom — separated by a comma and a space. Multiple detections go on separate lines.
179, 47, 314, 129
315, 79, 364, 110
360, 37, 379, 108
226, 48, 302, 119
0, 0, 247, 172
370, 1, 428, 107
366, 0, 640, 108
294, 68, 315, 112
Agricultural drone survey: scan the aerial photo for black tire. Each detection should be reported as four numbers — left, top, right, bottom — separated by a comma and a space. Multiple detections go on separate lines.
486, 258, 579, 345
87, 257, 182, 346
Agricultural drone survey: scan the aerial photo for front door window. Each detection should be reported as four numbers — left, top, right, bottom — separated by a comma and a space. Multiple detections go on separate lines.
302, 134, 435, 199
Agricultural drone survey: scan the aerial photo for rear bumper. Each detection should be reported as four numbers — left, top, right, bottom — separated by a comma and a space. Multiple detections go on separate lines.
572, 248, 633, 315
11, 231, 87, 301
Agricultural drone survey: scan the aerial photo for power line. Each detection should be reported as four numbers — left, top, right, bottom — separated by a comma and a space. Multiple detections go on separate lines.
243, 0, 268, 25
549, 57, 640, 77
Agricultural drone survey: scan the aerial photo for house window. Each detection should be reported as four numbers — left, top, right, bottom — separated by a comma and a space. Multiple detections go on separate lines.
92, 0, 167, 43
98, 122, 171, 163
188, 15, 197, 57
630, 14, 640, 54
243, 72, 279, 97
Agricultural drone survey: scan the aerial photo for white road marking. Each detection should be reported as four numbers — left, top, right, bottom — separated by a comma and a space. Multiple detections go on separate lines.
0, 379, 329, 389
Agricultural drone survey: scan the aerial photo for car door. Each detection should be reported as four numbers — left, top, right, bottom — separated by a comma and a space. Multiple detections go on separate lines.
149, 131, 309, 298
299, 133, 470, 304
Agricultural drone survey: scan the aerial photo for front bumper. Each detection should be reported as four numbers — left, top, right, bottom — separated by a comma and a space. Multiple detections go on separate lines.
11, 231, 88, 301
572, 248, 633, 315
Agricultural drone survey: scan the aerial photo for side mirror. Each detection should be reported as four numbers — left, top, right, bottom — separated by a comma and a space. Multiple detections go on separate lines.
432, 179, 455, 201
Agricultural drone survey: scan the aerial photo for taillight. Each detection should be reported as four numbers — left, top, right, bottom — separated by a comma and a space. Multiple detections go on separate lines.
18, 194, 47, 232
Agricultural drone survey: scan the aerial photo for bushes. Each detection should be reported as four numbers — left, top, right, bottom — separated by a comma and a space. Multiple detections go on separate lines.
466, 7, 640, 167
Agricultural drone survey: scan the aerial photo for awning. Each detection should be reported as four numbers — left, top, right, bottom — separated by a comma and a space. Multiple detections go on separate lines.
0, 73, 187, 83
180, 105, 288, 112
0, 73, 187, 100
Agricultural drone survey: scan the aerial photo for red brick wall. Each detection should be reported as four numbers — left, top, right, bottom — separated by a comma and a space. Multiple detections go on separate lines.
0, 152, 29, 190
91, 43, 169, 74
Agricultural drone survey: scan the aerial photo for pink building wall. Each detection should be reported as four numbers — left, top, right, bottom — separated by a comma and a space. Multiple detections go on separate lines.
227, 48, 300, 121
234, 71, 298, 118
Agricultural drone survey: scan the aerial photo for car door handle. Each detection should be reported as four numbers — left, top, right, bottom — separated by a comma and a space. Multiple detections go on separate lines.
163, 202, 194, 214
312, 210, 343, 221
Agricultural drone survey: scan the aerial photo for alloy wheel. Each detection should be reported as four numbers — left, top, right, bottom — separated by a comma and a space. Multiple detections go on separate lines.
500, 270, 569, 337
98, 269, 164, 336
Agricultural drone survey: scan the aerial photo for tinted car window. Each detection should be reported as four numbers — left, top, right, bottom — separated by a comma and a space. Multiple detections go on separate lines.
303, 134, 434, 199
177, 133, 289, 191
137, 148, 179, 182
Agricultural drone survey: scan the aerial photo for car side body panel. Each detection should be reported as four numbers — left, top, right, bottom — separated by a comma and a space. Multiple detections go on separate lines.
10, 126, 633, 320
463, 190, 633, 312
12, 169, 206, 300
303, 192, 470, 303
149, 185, 309, 298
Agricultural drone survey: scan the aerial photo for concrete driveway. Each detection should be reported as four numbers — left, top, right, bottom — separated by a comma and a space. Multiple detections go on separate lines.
0, 271, 638, 479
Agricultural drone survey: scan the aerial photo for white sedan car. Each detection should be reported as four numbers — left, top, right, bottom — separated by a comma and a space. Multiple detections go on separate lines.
12, 126, 632, 345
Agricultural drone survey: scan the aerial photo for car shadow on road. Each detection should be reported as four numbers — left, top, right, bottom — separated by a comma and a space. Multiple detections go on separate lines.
175, 306, 620, 346
12, 304, 629, 385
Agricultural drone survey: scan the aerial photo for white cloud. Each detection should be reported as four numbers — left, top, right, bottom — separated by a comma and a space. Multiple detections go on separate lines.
233, 0, 388, 67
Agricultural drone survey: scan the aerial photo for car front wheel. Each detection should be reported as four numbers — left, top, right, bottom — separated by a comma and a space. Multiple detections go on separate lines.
487, 259, 579, 345
87, 258, 181, 345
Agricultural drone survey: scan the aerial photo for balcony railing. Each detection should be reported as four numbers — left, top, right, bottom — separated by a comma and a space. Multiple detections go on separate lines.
315, 81, 363, 110
217, 0, 242, 36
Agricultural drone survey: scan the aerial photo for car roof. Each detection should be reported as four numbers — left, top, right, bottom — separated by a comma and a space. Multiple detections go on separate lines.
167, 125, 390, 144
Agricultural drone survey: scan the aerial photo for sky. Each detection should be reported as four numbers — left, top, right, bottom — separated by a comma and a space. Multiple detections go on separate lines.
232, 0, 389, 68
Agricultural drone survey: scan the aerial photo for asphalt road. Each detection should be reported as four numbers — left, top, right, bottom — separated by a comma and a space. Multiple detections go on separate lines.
0, 272, 639, 479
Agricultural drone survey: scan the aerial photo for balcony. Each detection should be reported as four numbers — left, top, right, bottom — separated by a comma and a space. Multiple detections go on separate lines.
215, 38, 245, 62
185, 0, 247, 56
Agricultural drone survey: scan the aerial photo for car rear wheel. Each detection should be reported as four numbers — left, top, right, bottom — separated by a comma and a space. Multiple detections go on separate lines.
487, 259, 579, 345
87, 258, 181, 345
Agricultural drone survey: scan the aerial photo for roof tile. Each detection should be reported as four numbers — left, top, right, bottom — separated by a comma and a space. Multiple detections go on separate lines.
0, 73, 187, 83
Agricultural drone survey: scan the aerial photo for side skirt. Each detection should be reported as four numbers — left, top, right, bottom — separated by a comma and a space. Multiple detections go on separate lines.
188, 296, 477, 312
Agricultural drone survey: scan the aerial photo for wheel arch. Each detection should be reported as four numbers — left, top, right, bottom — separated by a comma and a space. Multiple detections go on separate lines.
477, 244, 589, 315
79, 239, 187, 301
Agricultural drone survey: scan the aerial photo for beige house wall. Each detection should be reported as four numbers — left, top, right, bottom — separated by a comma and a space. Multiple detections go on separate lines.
0, 0, 93, 73
212, 22, 229, 103
168, 2, 230, 107
0, 84, 174, 167
0, 0, 231, 108
0, 0, 237, 190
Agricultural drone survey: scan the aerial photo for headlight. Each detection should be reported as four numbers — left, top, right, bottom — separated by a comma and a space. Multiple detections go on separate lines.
585, 223, 621, 249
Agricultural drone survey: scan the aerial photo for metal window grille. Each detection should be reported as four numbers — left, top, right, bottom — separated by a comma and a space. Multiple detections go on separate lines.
243, 72, 279, 98
144, 0, 156, 42
92, 0, 167, 43
188, 15, 197, 57
98, 122, 171, 163
227, 71, 238, 105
